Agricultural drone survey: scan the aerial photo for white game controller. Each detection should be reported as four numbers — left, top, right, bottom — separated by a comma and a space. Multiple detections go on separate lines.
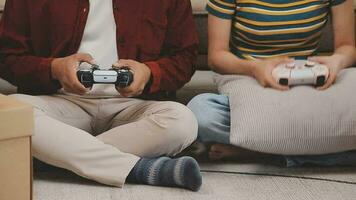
272, 60, 329, 87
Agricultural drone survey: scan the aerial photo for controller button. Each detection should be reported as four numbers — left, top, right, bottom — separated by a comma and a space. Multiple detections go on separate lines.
305, 61, 315, 67
286, 62, 295, 69
279, 78, 289, 86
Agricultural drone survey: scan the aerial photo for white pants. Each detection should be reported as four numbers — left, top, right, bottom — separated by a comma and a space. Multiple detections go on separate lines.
10, 94, 198, 187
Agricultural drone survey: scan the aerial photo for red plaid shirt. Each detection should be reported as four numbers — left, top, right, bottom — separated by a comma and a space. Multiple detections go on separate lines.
0, 0, 199, 96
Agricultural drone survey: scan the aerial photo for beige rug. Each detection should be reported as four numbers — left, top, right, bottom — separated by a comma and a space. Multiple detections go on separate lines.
34, 161, 356, 200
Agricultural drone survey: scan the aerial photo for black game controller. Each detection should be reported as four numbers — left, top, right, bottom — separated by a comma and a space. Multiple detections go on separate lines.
77, 64, 134, 88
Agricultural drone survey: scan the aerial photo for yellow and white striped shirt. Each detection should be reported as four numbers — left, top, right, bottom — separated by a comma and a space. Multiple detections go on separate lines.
207, 0, 346, 59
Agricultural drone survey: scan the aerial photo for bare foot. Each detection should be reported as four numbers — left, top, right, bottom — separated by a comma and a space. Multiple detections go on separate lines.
176, 141, 209, 159
209, 144, 262, 161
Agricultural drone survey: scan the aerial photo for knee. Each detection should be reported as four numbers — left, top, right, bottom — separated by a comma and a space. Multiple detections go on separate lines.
187, 93, 213, 114
187, 93, 219, 131
153, 102, 198, 154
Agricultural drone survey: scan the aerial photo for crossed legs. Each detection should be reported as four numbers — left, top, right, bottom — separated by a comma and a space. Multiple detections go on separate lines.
11, 94, 198, 187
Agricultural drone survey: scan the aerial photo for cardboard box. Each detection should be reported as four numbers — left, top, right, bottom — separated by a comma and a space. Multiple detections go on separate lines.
0, 95, 34, 200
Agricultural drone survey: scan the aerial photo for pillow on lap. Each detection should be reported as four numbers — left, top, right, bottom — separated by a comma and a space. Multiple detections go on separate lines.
215, 68, 356, 155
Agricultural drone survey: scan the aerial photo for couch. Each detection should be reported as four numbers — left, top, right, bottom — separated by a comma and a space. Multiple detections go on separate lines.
1, 0, 356, 103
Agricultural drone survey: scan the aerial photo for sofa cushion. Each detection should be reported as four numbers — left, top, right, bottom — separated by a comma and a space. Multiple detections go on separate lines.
0, 79, 16, 95
0, 0, 4, 11
216, 68, 356, 155
176, 70, 218, 104
191, 0, 207, 15
195, 15, 208, 57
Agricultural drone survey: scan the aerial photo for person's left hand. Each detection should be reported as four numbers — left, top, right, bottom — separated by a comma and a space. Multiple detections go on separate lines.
308, 54, 345, 90
113, 59, 151, 97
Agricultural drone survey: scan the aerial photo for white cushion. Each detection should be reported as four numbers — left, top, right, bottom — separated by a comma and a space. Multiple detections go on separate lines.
215, 68, 356, 155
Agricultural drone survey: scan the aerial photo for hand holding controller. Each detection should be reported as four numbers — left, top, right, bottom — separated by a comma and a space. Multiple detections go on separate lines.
272, 60, 329, 87
77, 63, 134, 88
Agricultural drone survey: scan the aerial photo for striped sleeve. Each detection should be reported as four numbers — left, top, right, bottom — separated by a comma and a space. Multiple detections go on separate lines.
330, 0, 346, 6
206, 0, 236, 19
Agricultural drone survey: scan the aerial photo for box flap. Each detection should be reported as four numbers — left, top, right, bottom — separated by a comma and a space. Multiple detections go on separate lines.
0, 95, 34, 140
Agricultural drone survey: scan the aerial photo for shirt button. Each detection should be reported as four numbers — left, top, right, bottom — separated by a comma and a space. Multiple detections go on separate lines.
83, 8, 87, 13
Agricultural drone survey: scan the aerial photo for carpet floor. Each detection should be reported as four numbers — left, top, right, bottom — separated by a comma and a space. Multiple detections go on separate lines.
33, 159, 356, 200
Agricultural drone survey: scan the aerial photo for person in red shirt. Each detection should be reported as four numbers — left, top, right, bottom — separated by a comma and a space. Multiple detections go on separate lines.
0, 0, 202, 191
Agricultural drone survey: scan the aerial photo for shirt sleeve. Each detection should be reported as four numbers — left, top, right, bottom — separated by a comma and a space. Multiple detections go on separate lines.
0, 0, 61, 95
330, 0, 346, 6
206, 0, 236, 19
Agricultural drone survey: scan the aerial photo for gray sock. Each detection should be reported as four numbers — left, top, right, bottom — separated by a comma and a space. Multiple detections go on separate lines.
127, 156, 202, 191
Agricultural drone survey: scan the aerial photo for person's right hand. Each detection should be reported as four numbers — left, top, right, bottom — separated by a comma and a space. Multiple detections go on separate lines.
251, 57, 293, 91
51, 53, 95, 95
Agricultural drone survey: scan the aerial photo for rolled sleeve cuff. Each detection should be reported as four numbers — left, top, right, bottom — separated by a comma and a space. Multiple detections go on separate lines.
206, 0, 236, 20
144, 61, 161, 93
37, 57, 62, 93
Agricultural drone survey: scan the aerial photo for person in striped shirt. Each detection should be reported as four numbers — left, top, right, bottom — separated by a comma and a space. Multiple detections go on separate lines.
188, 0, 356, 165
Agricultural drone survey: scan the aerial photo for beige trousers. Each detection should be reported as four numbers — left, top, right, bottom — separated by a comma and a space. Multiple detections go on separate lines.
10, 94, 198, 187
